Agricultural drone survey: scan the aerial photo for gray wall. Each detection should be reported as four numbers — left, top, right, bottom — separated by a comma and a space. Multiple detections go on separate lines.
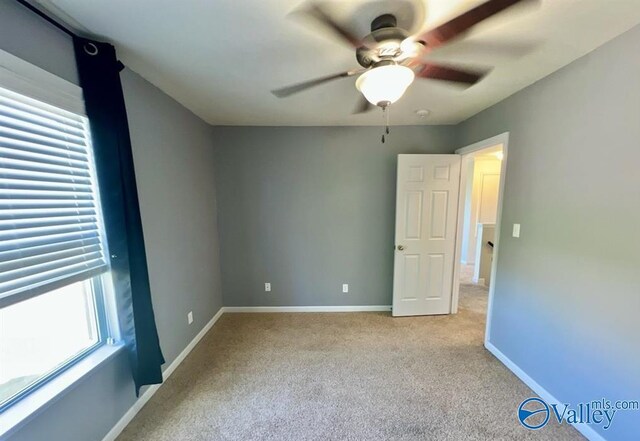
122, 69, 223, 364
0, 0, 77, 84
1, 1, 224, 440
457, 25, 640, 440
213, 126, 457, 307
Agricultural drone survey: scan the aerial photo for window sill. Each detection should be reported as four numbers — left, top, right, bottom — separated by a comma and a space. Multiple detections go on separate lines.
0, 343, 125, 439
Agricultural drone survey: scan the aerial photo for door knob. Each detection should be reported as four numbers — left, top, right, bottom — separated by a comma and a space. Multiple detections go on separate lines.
397, 245, 405, 251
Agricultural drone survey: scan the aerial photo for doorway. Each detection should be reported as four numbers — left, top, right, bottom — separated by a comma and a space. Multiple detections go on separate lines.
451, 133, 509, 343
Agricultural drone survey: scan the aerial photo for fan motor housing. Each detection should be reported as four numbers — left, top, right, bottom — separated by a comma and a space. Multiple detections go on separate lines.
356, 14, 411, 68
371, 14, 397, 31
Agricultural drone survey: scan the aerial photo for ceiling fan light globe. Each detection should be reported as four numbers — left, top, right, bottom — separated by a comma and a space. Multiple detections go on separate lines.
356, 65, 415, 106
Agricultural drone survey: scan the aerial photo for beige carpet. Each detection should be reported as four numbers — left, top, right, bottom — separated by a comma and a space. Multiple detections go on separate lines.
117, 287, 582, 441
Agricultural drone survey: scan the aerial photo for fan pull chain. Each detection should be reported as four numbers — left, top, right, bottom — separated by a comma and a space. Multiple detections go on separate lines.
381, 105, 390, 144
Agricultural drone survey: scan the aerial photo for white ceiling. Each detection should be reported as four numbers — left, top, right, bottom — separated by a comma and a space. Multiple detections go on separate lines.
40, 0, 640, 126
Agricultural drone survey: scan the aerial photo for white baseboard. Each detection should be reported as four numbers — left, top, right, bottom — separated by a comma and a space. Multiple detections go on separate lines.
223, 305, 391, 313
485, 341, 606, 441
101, 307, 224, 441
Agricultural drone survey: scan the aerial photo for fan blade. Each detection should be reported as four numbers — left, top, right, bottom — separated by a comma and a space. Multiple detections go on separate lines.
299, 2, 362, 48
426, 39, 539, 63
416, 63, 490, 87
272, 69, 363, 98
353, 95, 374, 114
415, 0, 533, 50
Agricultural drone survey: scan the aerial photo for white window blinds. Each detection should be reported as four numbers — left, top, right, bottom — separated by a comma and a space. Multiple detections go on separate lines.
0, 86, 108, 307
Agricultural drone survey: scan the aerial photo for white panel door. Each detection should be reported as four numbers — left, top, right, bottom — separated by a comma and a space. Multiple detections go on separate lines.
392, 155, 461, 316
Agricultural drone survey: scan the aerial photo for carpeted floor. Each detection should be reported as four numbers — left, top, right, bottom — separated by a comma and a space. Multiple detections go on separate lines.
117, 286, 582, 441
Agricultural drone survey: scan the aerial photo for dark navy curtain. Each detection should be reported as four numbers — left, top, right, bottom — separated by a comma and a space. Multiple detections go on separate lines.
73, 37, 164, 394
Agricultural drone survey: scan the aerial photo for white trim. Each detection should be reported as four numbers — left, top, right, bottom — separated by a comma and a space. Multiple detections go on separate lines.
0, 48, 84, 115
101, 307, 224, 441
451, 153, 471, 314
455, 133, 510, 156
451, 133, 509, 346
223, 305, 392, 313
485, 341, 606, 441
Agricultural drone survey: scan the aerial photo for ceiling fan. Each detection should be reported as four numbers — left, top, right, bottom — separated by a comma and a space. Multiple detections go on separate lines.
272, 0, 535, 113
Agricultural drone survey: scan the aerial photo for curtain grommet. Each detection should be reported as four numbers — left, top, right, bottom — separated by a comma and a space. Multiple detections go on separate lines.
84, 42, 99, 56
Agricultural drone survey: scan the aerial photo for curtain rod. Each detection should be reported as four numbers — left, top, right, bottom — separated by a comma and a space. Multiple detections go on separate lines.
15, 0, 77, 38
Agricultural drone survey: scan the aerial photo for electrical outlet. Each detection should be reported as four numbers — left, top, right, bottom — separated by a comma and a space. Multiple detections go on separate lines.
512, 223, 521, 238
187, 311, 193, 325
265, 282, 271, 292
342, 284, 349, 293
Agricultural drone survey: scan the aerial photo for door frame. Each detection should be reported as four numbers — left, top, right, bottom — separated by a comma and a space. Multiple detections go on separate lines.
451, 132, 509, 344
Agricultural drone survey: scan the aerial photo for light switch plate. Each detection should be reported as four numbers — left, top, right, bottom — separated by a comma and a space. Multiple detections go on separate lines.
342, 284, 349, 293
187, 311, 193, 325
265, 282, 271, 292
512, 223, 521, 238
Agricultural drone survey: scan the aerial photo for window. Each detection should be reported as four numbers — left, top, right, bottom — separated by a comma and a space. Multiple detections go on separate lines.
0, 279, 104, 406
0, 82, 110, 409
